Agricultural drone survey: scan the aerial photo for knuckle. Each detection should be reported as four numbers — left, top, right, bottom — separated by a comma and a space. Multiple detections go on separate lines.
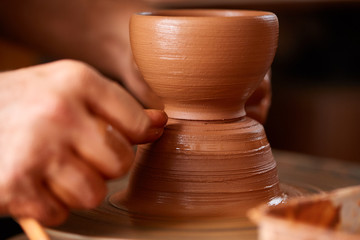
1, 170, 22, 191
37, 97, 74, 125
54, 59, 96, 90
83, 184, 107, 209
76, 172, 107, 209
0, 167, 30, 202
55, 59, 88, 73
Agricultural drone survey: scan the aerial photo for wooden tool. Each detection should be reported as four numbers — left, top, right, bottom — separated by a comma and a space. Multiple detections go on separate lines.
18, 218, 50, 240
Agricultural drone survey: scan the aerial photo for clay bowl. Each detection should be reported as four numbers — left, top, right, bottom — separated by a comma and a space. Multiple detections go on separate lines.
130, 9, 278, 120
249, 185, 360, 240
109, 9, 281, 219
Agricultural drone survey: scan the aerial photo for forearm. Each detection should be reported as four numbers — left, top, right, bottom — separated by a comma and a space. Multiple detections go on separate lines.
0, 0, 88, 57
0, 0, 145, 60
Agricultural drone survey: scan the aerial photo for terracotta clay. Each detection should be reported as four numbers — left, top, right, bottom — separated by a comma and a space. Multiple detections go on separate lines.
42, 10, 360, 240
128, 10, 278, 120
47, 150, 360, 239
249, 185, 360, 240
110, 9, 281, 218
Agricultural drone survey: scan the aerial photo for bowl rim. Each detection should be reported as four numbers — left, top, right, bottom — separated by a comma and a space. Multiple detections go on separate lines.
135, 9, 275, 19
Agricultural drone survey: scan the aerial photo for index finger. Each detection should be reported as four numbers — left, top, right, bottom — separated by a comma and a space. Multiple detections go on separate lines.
75, 65, 151, 143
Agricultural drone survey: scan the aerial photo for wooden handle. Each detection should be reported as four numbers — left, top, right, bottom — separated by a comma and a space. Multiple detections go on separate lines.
17, 218, 50, 240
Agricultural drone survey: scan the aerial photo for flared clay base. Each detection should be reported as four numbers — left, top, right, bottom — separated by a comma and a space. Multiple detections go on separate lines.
48, 151, 360, 240
109, 117, 281, 218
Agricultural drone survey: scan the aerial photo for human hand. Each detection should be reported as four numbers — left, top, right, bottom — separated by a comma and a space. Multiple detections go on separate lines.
245, 70, 272, 124
82, 0, 164, 110
0, 60, 167, 225
0, 0, 163, 109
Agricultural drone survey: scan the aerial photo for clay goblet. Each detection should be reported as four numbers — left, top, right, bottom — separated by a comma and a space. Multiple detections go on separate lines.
110, 9, 281, 218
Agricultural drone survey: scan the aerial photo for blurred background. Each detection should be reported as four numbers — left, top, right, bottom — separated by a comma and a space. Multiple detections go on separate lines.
1, 0, 359, 163
145, 0, 360, 163
0, 1, 359, 239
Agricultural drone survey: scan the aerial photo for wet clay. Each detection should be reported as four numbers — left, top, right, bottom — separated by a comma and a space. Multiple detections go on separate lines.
110, 117, 280, 217
49, 151, 360, 239
110, 9, 281, 218
128, 10, 279, 120
45, 10, 360, 240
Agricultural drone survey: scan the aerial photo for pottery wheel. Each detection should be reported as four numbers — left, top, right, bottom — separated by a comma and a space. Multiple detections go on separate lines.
46, 150, 360, 240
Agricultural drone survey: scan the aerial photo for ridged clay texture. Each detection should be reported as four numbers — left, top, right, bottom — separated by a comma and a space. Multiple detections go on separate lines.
110, 9, 281, 218
129, 9, 278, 120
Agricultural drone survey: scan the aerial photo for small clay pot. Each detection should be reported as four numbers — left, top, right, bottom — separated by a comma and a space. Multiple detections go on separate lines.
249, 185, 360, 240
110, 9, 281, 219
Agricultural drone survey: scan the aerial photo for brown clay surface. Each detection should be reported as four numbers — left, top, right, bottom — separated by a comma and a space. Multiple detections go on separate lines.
120, 9, 281, 219
47, 150, 360, 240
250, 185, 360, 240
130, 9, 278, 120
269, 199, 341, 228
42, 10, 360, 240
111, 117, 280, 218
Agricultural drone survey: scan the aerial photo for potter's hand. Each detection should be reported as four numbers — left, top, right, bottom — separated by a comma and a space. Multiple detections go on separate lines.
245, 70, 272, 124
66, 0, 164, 110
0, 60, 167, 226
0, 0, 163, 109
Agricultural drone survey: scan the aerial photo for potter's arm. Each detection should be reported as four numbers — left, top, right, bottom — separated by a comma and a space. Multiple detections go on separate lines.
0, 0, 140, 64
0, 0, 163, 109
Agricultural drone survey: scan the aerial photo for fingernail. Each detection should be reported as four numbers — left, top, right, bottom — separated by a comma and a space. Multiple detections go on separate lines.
158, 110, 168, 127
146, 109, 168, 128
